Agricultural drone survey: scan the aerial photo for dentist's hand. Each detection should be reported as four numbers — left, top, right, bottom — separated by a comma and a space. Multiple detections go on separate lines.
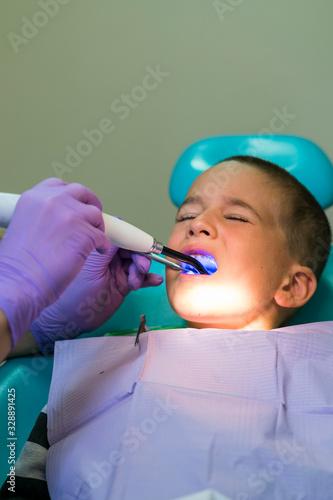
30, 247, 163, 354
0, 178, 110, 350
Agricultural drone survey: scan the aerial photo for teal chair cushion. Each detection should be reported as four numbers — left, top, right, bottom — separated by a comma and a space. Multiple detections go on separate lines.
169, 135, 333, 209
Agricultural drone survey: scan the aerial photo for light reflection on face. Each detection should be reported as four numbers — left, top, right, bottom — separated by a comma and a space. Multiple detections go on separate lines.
165, 162, 294, 330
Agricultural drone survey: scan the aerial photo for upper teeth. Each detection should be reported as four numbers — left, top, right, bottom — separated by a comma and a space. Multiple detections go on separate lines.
189, 254, 206, 266
189, 254, 210, 262
187, 253, 218, 274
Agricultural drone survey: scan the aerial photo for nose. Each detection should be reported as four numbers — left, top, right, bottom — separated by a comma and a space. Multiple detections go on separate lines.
185, 213, 218, 239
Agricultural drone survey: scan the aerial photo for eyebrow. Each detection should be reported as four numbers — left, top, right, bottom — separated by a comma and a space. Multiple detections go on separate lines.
224, 196, 263, 221
176, 195, 204, 215
177, 195, 262, 221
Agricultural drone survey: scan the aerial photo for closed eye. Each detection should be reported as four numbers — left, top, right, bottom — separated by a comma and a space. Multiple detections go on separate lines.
175, 215, 197, 223
224, 215, 249, 223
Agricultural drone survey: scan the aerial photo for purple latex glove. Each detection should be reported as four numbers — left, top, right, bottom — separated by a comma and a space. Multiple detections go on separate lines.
0, 178, 110, 349
30, 247, 163, 354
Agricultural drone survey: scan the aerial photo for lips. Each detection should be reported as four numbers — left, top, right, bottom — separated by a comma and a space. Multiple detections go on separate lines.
180, 251, 218, 275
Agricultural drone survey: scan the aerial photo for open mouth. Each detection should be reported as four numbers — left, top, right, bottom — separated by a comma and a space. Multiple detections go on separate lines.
181, 252, 218, 275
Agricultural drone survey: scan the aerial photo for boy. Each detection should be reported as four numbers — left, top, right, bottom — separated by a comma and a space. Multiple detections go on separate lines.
1, 156, 332, 499
166, 155, 330, 330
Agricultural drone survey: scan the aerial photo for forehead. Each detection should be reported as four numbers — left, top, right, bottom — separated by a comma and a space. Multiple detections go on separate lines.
188, 161, 266, 194
186, 161, 282, 220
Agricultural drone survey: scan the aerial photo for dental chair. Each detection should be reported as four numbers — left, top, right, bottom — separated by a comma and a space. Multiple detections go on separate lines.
0, 134, 332, 483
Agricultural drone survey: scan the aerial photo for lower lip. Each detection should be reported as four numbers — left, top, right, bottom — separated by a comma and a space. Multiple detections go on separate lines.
180, 268, 207, 276
178, 271, 205, 280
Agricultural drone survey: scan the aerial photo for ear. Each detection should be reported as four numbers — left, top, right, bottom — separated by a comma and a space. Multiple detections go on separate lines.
274, 265, 317, 309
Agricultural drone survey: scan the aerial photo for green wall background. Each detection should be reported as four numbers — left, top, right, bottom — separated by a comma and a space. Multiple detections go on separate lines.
1, 0, 333, 242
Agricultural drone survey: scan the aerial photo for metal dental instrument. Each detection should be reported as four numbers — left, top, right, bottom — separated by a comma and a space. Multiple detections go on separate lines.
134, 314, 148, 346
137, 252, 182, 271
0, 192, 208, 275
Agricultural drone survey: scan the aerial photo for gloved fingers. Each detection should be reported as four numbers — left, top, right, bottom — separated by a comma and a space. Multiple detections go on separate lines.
127, 262, 163, 291
127, 261, 143, 290
62, 223, 110, 257
131, 254, 164, 287
105, 243, 122, 261
117, 249, 134, 259
92, 230, 111, 255
95, 243, 120, 262
64, 182, 103, 211
89, 240, 119, 260
118, 250, 151, 274
20, 179, 103, 215
118, 251, 160, 290
33, 178, 68, 188
17, 179, 67, 209
81, 247, 128, 279
76, 203, 105, 232
66, 203, 111, 255
139, 272, 164, 288
132, 252, 151, 274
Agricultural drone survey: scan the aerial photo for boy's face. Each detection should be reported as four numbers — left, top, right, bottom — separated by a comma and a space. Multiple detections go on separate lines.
165, 161, 295, 330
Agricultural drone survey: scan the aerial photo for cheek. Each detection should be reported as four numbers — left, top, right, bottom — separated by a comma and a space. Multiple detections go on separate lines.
166, 226, 179, 248
165, 270, 179, 313
239, 246, 287, 298
165, 266, 179, 290
227, 231, 274, 270
165, 227, 183, 306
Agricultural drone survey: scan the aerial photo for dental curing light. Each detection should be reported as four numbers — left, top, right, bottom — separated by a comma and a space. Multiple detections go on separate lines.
0, 192, 208, 275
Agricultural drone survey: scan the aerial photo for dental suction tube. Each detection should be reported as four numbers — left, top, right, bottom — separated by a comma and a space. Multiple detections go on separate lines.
0, 193, 208, 274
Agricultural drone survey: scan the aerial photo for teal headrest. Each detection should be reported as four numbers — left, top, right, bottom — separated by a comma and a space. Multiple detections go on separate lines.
169, 135, 333, 209
290, 248, 333, 324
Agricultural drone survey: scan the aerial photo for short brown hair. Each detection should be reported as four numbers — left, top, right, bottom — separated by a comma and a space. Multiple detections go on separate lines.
219, 155, 332, 280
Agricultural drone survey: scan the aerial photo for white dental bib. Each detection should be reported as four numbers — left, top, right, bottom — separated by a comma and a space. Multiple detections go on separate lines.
46, 323, 333, 499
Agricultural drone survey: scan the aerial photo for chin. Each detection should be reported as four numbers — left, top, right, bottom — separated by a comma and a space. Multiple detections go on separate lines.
168, 280, 249, 314
168, 298, 241, 330
168, 286, 269, 330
